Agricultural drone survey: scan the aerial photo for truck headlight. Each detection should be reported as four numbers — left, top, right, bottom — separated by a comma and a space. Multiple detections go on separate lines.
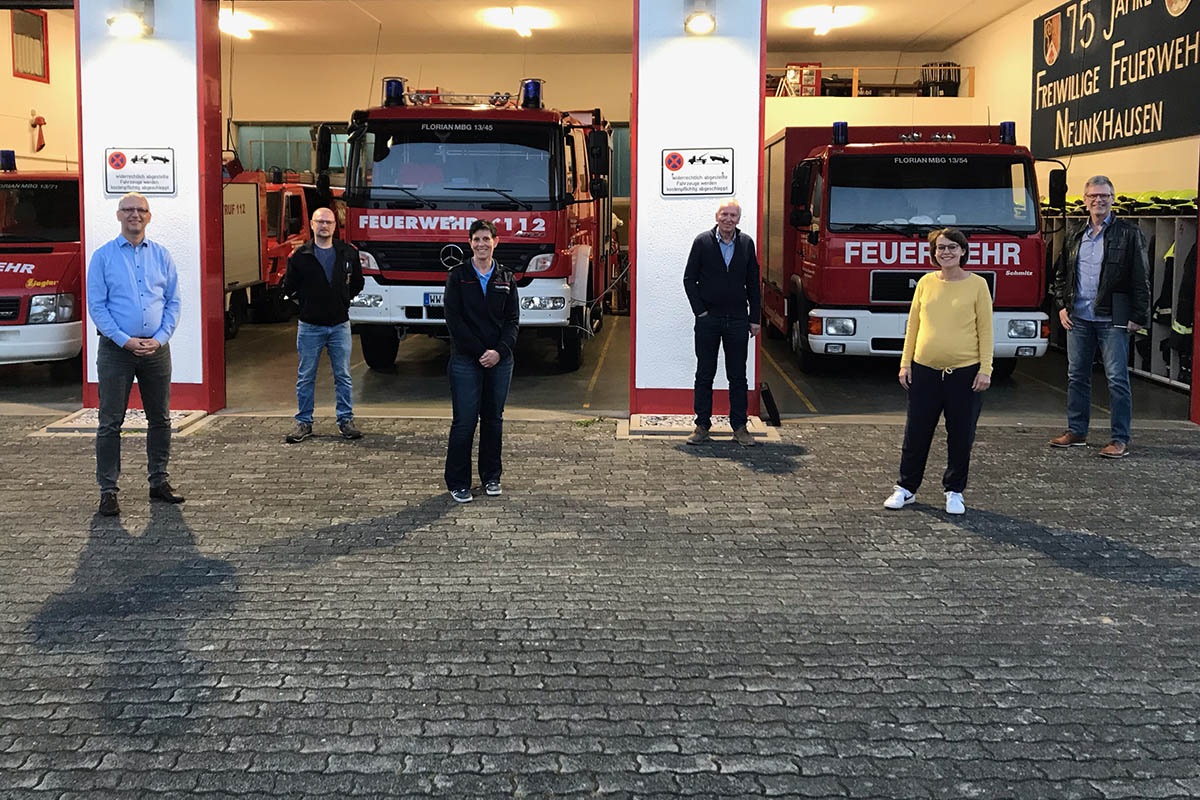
351, 293, 383, 308
359, 250, 379, 270
525, 253, 554, 273
824, 317, 855, 336
28, 294, 76, 324
521, 296, 566, 310
1007, 319, 1038, 338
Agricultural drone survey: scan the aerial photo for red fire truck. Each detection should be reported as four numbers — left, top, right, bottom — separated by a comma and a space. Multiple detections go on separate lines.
330, 78, 613, 370
0, 159, 82, 373
762, 123, 1063, 379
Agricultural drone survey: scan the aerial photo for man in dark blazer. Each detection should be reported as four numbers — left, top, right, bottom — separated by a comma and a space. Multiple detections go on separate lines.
682, 199, 762, 446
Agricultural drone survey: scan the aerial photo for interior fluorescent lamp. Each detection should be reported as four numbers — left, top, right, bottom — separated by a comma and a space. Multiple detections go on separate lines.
785, 5, 869, 36
684, 0, 716, 34
479, 6, 555, 38
219, 8, 270, 39
106, 0, 154, 37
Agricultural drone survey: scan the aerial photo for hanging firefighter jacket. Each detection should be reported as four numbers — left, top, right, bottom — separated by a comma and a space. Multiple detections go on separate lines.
1170, 242, 1195, 383
1154, 242, 1175, 324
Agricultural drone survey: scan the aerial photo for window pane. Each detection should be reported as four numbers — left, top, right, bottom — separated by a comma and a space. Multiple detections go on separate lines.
611, 124, 630, 198
12, 11, 46, 79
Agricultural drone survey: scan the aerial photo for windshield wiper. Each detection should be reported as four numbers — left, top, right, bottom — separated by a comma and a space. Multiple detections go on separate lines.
441, 187, 532, 211
388, 187, 436, 209
831, 222, 922, 234
958, 223, 1031, 234
0, 233, 54, 242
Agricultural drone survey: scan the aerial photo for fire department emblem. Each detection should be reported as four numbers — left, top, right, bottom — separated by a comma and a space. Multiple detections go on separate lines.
440, 244, 464, 268
1043, 14, 1061, 66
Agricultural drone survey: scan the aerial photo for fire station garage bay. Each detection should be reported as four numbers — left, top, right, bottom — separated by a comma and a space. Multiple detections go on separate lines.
1, 0, 1197, 426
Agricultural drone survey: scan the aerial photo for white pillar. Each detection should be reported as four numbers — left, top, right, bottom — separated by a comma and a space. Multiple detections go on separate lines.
630, 0, 765, 417
78, 0, 223, 411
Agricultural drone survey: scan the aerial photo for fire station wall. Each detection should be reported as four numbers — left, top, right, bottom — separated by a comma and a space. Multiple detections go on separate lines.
220, 52, 634, 122
0, 9, 78, 169
945, 0, 1199, 192
633, 0, 763, 409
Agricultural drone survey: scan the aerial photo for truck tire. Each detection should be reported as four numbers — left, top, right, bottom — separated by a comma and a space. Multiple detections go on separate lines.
252, 288, 294, 324
224, 309, 240, 340
360, 326, 399, 371
763, 310, 784, 340
790, 294, 825, 373
225, 290, 248, 340
991, 357, 1018, 381
558, 310, 584, 371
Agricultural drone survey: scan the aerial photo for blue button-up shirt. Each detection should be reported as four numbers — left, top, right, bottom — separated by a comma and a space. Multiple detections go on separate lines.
1073, 213, 1111, 321
473, 261, 495, 295
716, 231, 736, 268
86, 234, 181, 347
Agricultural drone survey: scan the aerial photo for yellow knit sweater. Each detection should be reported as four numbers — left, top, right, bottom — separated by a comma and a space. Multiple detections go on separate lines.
900, 272, 994, 375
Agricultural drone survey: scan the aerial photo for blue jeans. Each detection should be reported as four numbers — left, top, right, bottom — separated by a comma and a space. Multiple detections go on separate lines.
445, 353, 514, 491
693, 314, 750, 430
1066, 316, 1132, 444
95, 337, 172, 493
295, 321, 353, 424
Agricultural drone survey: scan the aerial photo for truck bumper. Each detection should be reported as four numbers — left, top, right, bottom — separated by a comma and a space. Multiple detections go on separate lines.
0, 321, 83, 365
349, 276, 573, 328
806, 308, 1048, 358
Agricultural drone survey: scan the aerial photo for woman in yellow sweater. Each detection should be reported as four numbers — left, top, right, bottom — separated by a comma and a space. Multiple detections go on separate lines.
884, 227, 993, 515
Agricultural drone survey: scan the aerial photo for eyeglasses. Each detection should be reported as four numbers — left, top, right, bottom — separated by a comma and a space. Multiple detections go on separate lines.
118, 207, 149, 215
934, 244, 961, 252
1084, 193, 1113, 201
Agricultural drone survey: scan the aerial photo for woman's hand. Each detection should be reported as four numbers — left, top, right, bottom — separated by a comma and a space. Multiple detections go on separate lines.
898, 366, 912, 389
973, 372, 991, 392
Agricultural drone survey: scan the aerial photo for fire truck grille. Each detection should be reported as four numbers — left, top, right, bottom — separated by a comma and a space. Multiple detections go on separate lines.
357, 241, 555, 277
870, 270, 995, 303
0, 297, 20, 321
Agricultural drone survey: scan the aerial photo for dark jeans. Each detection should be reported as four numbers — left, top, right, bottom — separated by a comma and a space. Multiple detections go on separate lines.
898, 362, 982, 495
693, 314, 750, 430
1065, 317, 1132, 444
96, 337, 172, 494
445, 353, 514, 491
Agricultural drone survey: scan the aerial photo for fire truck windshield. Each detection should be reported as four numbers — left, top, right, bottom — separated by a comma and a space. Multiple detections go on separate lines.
0, 180, 79, 242
827, 155, 1038, 234
351, 121, 556, 209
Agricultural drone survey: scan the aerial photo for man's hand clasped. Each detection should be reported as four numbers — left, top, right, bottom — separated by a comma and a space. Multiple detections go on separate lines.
479, 349, 501, 368
123, 337, 161, 357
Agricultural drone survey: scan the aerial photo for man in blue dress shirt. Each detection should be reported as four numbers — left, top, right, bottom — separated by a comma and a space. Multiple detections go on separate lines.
86, 192, 183, 516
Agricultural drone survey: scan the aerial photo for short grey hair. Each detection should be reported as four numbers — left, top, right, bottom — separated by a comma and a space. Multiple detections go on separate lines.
118, 191, 149, 209
1084, 175, 1115, 194
717, 198, 741, 213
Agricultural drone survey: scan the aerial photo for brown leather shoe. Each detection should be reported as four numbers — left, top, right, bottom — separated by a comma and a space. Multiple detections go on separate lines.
1098, 441, 1129, 459
732, 426, 757, 447
1049, 431, 1087, 448
686, 425, 710, 445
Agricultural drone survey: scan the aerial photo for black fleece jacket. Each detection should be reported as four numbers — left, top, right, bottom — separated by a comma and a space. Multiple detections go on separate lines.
682, 226, 762, 320
282, 239, 364, 326
443, 261, 520, 360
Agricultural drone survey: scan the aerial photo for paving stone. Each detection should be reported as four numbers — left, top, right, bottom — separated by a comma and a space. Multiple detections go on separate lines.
2, 416, 1199, 798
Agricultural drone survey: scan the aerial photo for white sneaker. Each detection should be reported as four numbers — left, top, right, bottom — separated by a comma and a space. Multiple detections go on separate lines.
945, 491, 965, 515
883, 485, 915, 510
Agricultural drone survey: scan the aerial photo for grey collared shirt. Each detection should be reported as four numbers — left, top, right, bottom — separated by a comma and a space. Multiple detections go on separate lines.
716, 231, 735, 268
1073, 213, 1111, 321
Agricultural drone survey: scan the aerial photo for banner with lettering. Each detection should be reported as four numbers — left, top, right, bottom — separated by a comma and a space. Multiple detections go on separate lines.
1031, 0, 1200, 157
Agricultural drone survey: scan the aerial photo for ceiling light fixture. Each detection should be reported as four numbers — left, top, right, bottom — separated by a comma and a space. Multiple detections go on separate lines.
684, 0, 716, 35
479, 6, 555, 38
784, 5, 869, 36
219, 8, 270, 39
106, 0, 154, 38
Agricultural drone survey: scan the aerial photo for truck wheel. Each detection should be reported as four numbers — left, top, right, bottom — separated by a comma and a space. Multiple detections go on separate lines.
360, 326, 399, 371
790, 295, 825, 373
252, 288, 294, 324
763, 311, 783, 340
991, 357, 1018, 381
224, 309, 240, 340
558, 316, 584, 371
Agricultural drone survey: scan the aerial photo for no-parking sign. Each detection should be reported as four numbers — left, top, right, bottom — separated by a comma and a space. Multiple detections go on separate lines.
661, 147, 734, 196
104, 147, 176, 194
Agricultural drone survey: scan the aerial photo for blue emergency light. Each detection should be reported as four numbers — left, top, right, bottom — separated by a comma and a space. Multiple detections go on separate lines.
519, 78, 544, 109
999, 121, 1016, 144
0, 149, 16, 171
832, 122, 849, 145
382, 77, 407, 107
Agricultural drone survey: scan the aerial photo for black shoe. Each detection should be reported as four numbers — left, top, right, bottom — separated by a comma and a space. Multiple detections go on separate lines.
338, 419, 363, 440
98, 492, 120, 516
285, 421, 313, 443
149, 482, 185, 504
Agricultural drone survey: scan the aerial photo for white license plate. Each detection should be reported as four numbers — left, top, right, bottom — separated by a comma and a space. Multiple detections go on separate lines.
424, 293, 444, 307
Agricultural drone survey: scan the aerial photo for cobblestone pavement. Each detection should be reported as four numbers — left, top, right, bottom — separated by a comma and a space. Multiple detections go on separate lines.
2, 415, 1200, 799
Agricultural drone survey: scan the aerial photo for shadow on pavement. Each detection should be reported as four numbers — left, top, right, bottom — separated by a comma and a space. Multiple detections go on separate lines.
921, 506, 1200, 594
675, 441, 809, 475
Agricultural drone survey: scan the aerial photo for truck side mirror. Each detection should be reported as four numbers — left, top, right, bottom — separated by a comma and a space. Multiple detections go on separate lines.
316, 124, 332, 173
790, 163, 812, 206
1048, 169, 1067, 209
790, 208, 812, 228
586, 130, 609, 175
589, 176, 609, 199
